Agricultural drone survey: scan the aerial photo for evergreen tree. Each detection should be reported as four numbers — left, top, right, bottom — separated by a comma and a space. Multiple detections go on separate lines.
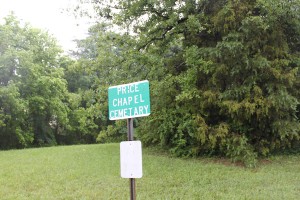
80, 0, 300, 165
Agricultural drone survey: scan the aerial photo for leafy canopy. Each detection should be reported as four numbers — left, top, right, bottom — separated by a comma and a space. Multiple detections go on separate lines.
78, 0, 300, 166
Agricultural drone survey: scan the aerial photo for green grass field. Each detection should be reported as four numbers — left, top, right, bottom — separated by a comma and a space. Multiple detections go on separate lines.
0, 144, 299, 200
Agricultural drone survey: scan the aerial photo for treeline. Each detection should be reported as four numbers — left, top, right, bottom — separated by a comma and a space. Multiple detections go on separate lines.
82, 0, 300, 166
1, 0, 300, 166
0, 15, 105, 148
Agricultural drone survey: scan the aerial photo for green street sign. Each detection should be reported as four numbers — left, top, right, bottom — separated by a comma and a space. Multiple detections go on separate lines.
108, 80, 150, 120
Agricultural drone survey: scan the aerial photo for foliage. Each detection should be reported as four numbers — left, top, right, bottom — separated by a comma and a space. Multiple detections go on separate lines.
71, 22, 150, 143
0, 84, 33, 148
96, 120, 127, 143
82, 0, 300, 165
2, 0, 299, 168
0, 15, 73, 148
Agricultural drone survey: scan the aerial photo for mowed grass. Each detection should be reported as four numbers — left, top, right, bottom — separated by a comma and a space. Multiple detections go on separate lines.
0, 144, 299, 200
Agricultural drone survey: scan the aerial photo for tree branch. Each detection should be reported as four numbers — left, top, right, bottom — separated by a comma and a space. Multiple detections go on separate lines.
137, 17, 187, 50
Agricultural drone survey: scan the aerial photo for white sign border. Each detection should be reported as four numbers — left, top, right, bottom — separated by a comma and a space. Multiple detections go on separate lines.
108, 80, 150, 120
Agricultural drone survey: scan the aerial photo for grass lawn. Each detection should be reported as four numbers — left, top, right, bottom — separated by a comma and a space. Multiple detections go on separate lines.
0, 143, 299, 199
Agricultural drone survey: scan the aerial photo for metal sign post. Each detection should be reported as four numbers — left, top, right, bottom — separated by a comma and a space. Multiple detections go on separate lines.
127, 118, 136, 200
108, 80, 150, 200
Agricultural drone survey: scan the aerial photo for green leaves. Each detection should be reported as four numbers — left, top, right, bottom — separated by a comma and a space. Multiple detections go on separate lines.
0, 14, 71, 148
0, 83, 30, 148
74, 0, 300, 165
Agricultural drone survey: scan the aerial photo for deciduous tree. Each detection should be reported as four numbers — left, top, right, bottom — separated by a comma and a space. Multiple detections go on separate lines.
0, 15, 70, 148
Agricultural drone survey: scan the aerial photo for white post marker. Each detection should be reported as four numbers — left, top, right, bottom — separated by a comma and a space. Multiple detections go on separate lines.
120, 141, 143, 179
